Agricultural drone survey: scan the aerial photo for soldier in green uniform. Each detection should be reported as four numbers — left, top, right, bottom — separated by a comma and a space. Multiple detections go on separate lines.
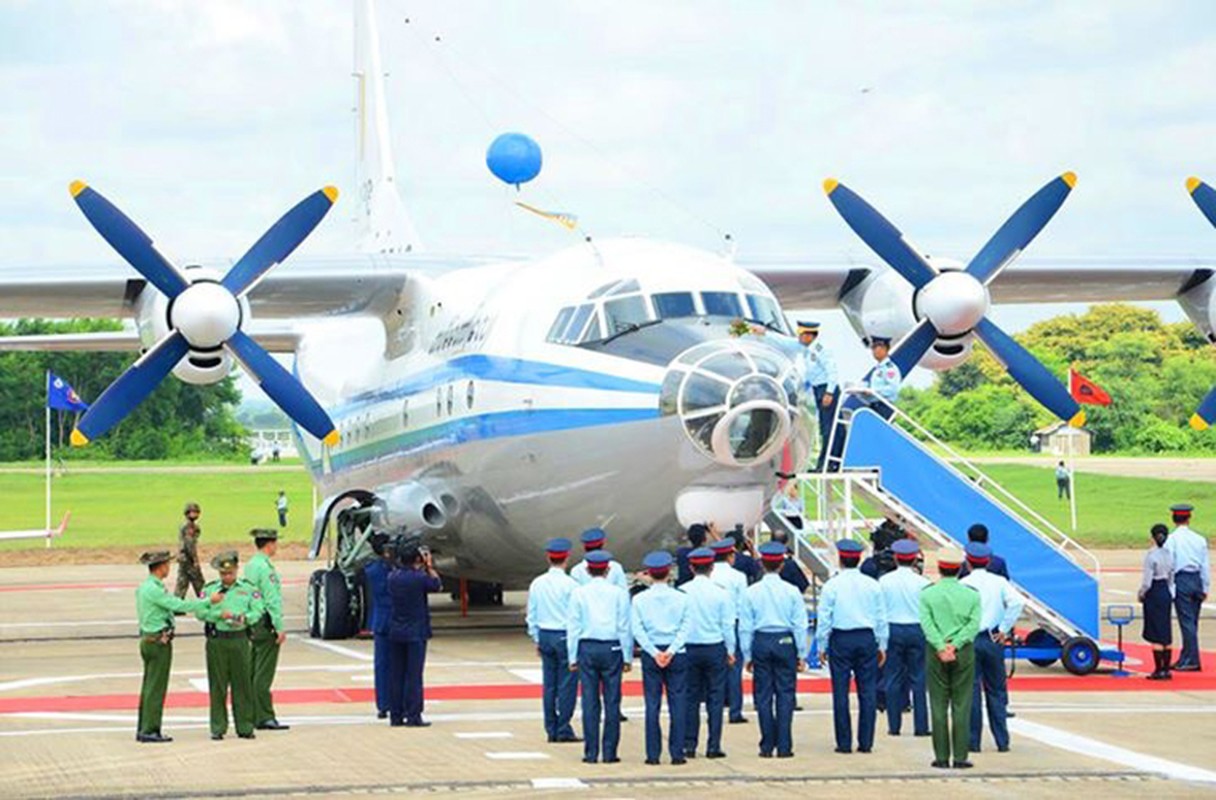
175, 501, 205, 599
196, 550, 264, 740
918, 547, 982, 770
135, 550, 214, 742
244, 528, 289, 731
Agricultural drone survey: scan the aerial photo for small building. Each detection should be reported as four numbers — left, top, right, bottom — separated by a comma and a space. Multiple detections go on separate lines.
1030, 422, 1091, 457
247, 429, 298, 461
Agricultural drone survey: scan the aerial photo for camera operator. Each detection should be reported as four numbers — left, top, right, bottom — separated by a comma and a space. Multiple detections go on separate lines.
386, 536, 442, 727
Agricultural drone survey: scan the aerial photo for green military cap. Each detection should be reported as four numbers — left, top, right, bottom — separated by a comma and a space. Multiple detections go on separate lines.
139, 550, 172, 567
249, 528, 278, 541
210, 550, 240, 571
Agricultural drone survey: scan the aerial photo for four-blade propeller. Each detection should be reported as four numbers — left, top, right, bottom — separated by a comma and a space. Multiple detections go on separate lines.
824, 173, 1085, 426
1185, 176, 1216, 431
67, 181, 340, 447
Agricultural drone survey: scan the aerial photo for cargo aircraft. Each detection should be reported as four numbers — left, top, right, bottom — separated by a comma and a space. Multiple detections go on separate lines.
4, 0, 1216, 637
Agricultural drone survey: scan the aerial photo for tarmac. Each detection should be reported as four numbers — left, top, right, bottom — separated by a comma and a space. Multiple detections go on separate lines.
0, 552, 1213, 799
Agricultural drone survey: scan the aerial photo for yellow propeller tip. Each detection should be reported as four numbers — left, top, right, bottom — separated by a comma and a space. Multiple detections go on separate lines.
1061, 172, 1077, 189
1068, 410, 1086, 428
69, 429, 90, 447
822, 178, 840, 195
68, 180, 88, 198
1190, 413, 1209, 431
1187, 176, 1202, 194
322, 186, 339, 203
322, 430, 340, 447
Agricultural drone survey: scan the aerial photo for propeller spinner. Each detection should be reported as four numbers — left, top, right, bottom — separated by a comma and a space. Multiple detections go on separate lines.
1185, 176, 1216, 431
67, 181, 341, 447
824, 173, 1085, 427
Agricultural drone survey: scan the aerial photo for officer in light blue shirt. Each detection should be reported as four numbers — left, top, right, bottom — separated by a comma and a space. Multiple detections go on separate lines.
864, 337, 903, 414
680, 547, 735, 759
710, 538, 750, 724
741, 542, 809, 758
631, 551, 692, 765
525, 537, 580, 743
878, 539, 930, 737
818, 539, 888, 754
797, 321, 840, 470
567, 551, 632, 764
1165, 503, 1210, 670
960, 543, 1025, 753
571, 528, 630, 590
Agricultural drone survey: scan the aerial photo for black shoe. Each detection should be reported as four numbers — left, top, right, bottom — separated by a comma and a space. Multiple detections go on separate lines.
582, 757, 597, 764
903, 705, 912, 713
256, 720, 290, 731
555, 735, 582, 743
953, 760, 973, 769
683, 750, 697, 759
758, 751, 773, 758
604, 757, 620, 764
377, 710, 388, 719
1006, 710, 1016, 718
914, 732, 931, 738
619, 713, 628, 722
645, 758, 660, 765
794, 704, 804, 712
834, 747, 851, 754
887, 730, 900, 736
671, 757, 687, 765
931, 760, 950, 769
405, 719, 431, 727
728, 715, 748, 724
706, 750, 727, 759
858, 747, 872, 753
210, 733, 224, 741
136, 732, 172, 743
1175, 664, 1201, 672
390, 719, 405, 727
776, 752, 794, 759
238, 732, 256, 739
998, 745, 1010, 753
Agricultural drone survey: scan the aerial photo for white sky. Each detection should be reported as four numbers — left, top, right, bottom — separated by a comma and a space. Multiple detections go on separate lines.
4, 1, 1216, 389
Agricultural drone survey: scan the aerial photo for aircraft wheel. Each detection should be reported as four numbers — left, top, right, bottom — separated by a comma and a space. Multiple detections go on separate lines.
1061, 636, 1100, 676
307, 570, 325, 638
1024, 627, 1060, 668
318, 568, 352, 640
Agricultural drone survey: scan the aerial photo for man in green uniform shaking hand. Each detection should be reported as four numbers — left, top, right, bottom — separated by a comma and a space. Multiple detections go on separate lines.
197, 550, 264, 740
135, 550, 213, 743
244, 528, 289, 731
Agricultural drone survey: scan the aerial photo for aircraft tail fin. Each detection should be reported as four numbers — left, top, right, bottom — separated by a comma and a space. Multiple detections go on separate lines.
354, 0, 422, 254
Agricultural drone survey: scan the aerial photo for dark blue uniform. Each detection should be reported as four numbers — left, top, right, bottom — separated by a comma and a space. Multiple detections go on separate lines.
364, 559, 393, 717
387, 565, 441, 725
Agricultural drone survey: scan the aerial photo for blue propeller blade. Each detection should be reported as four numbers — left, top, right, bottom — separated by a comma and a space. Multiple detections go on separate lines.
226, 331, 338, 445
69, 182, 190, 299
966, 173, 1076, 285
221, 187, 339, 296
1187, 176, 1216, 231
823, 179, 937, 289
71, 332, 190, 445
974, 318, 1083, 425
1190, 386, 1216, 431
889, 319, 939, 377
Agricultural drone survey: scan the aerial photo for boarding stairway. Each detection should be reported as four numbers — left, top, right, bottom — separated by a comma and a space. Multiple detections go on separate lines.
767, 389, 1112, 673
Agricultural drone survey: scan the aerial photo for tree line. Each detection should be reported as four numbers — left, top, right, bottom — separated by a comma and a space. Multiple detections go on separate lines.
901, 304, 1216, 454
0, 319, 247, 461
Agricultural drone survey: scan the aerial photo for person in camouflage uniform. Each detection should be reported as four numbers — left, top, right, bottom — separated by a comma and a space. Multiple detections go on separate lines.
244, 528, 289, 731
196, 550, 264, 740
175, 501, 205, 599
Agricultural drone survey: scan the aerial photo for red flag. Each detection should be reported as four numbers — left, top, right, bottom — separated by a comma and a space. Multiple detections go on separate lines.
1069, 367, 1111, 406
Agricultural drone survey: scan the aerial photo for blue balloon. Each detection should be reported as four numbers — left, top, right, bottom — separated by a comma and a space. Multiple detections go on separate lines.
486, 132, 542, 187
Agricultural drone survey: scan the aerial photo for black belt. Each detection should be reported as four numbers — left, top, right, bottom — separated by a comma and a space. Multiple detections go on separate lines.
140, 628, 174, 644
206, 628, 248, 640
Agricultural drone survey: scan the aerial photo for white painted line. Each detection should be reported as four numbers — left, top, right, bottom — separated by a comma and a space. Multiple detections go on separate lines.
508, 668, 545, 685
486, 751, 549, 760
188, 678, 210, 693
532, 777, 587, 789
0, 663, 368, 693
1106, 589, 1133, 597
1010, 718, 1216, 783
295, 635, 373, 662
350, 674, 374, 682
454, 731, 513, 739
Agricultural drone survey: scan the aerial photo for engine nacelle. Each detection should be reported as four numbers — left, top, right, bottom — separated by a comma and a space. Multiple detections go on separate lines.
1178, 273, 1216, 345
376, 482, 448, 531
132, 266, 250, 385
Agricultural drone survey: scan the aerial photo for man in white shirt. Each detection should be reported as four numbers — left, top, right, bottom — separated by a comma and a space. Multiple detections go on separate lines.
878, 539, 930, 737
571, 528, 629, 590
710, 538, 750, 724
1165, 503, 1210, 671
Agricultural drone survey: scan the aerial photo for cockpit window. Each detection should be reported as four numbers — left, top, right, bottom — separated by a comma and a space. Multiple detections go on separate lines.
604, 295, 651, 334
652, 292, 697, 319
701, 291, 743, 318
547, 307, 574, 341
588, 281, 618, 299
607, 279, 640, 296
563, 304, 594, 342
746, 294, 788, 333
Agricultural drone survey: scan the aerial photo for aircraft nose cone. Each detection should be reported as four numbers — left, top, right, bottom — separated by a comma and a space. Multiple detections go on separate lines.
660, 339, 801, 468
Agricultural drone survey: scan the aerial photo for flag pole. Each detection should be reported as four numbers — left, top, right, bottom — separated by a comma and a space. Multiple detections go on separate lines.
1068, 425, 1078, 533
45, 371, 52, 549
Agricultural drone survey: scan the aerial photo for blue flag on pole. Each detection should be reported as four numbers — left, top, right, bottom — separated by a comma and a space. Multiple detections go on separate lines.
47, 372, 89, 412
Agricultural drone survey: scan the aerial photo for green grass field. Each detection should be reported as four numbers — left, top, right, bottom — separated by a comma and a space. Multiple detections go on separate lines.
0, 460, 1211, 553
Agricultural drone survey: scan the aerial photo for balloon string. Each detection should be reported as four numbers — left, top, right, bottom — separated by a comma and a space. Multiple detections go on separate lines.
405, 18, 728, 242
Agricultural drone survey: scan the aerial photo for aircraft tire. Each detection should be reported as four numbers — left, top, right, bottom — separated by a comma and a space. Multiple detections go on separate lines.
307, 570, 325, 638
318, 568, 352, 640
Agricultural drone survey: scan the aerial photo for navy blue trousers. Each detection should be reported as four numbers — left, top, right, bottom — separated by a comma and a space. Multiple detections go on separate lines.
373, 633, 391, 714
538, 629, 577, 740
828, 628, 878, 752
684, 642, 727, 754
641, 649, 688, 762
1175, 571, 1204, 668
726, 628, 745, 720
970, 633, 1009, 751
751, 631, 798, 756
813, 384, 839, 470
387, 639, 427, 724
578, 640, 623, 762
885, 623, 928, 735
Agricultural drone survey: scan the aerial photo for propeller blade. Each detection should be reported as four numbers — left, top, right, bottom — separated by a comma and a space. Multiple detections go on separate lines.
71, 332, 190, 445
966, 172, 1076, 284
69, 181, 190, 299
225, 331, 338, 445
221, 187, 339, 296
889, 319, 939, 377
1187, 176, 1216, 230
974, 318, 1083, 426
823, 179, 937, 289
1189, 386, 1216, 431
